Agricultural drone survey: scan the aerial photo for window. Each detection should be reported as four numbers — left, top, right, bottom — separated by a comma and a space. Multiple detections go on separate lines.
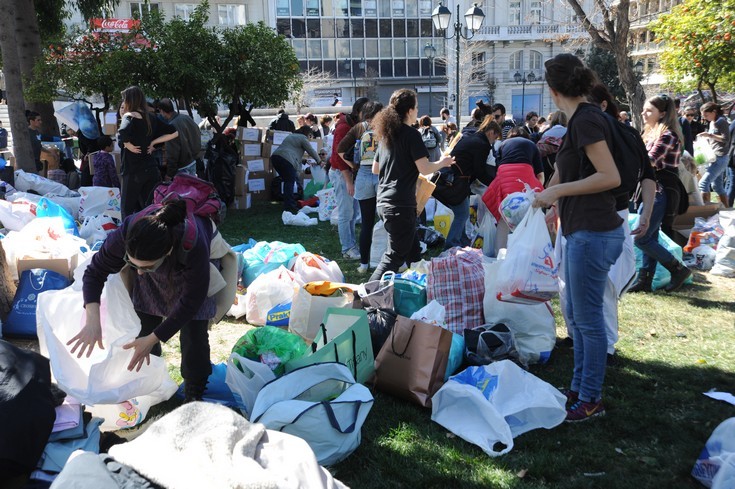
322, 39, 335, 58
292, 39, 306, 59
365, 19, 378, 37
406, 39, 418, 57
379, 39, 392, 57
406, 0, 418, 16
218, 4, 246, 26
291, 0, 304, 16
393, 39, 406, 57
392, 0, 405, 15
321, 18, 335, 37
420, 19, 433, 37
509, 50, 522, 71
276, 19, 291, 36
350, 0, 362, 15
529, 50, 542, 70
351, 18, 364, 37
379, 19, 392, 37
406, 19, 419, 37
529, 1, 542, 24
174, 4, 197, 20
306, 0, 321, 15
130, 2, 159, 18
471, 52, 486, 81
407, 58, 419, 77
336, 0, 349, 15
352, 40, 365, 57
336, 19, 350, 37
307, 18, 321, 37
393, 19, 406, 37
380, 59, 393, 77
509, 2, 521, 25
365, 39, 378, 57
418, 0, 432, 15
277, 0, 290, 15
292, 19, 306, 38
364, 0, 377, 15
308, 39, 322, 58
379, 0, 391, 16
337, 39, 350, 58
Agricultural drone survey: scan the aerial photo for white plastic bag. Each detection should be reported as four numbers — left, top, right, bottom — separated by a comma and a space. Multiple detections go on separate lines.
431, 361, 566, 457
712, 210, 735, 277
410, 300, 446, 327
499, 184, 536, 232
693, 138, 717, 165
692, 417, 735, 488
44, 195, 81, 220
472, 212, 497, 257
317, 188, 337, 222
288, 285, 352, 342
0, 199, 35, 232
14, 169, 77, 197
79, 215, 118, 246
224, 352, 276, 419
483, 260, 556, 365
245, 266, 302, 326
78, 186, 122, 220
282, 211, 318, 227
370, 220, 387, 268
496, 207, 558, 304
36, 273, 170, 405
310, 164, 327, 184
226, 292, 248, 319
86, 377, 178, 431
289, 252, 344, 283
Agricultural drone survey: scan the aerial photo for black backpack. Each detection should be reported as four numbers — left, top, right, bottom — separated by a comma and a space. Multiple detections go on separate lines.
576, 105, 646, 199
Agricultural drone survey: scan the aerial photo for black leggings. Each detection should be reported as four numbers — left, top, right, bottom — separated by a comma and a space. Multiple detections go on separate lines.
358, 197, 377, 264
137, 311, 212, 384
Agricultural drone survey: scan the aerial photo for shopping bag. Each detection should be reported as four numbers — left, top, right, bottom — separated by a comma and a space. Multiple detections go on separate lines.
374, 315, 453, 408
14, 169, 76, 197
78, 215, 118, 246
393, 276, 427, 318
427, 247, 485, 335
242, 241, 306, 287
288, 282, 353, 342
496, 207, 559, 304
224, 352, 277, 418
231, 326, 308, 377
692, 417, 735, 488
245, 266, 302, 326
36, 273, 170, 405
4, 269, 70, 338
317, 187, 337, 222
365, 307, 397, 355
431, 361, 566, 457
484, 260, 555, 365
0, 199, 35, 232
463, 323, 521, 366
354, 274, 394, 310
78, 186, 121, 220
251, 362, 374, 466
289, 252, 344, 283
88, 377, 177, 431
36, 198, 79, 236
286, 308, 375, 384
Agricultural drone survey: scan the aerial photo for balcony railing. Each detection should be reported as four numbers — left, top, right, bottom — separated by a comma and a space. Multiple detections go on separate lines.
475, 24, 588, 41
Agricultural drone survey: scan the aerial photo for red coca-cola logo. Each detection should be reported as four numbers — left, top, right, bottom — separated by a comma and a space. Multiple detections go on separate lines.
90, 18, 139, 31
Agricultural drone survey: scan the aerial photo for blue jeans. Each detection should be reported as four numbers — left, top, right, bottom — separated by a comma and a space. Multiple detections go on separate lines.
635, 190, 678, 273
726, 165, 735, 207
330, 168, 359, 253
444, 197, 470, 250
177, 160, 197, 176
564, 227, 624, 403
271, 154, 298, 211
699, 154, 728, 195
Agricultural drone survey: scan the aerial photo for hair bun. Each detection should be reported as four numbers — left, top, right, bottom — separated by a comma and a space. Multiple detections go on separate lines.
156, 199, 188, 227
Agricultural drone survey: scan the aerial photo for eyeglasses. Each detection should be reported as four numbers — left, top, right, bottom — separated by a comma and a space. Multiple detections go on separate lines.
123, 253, 166, 273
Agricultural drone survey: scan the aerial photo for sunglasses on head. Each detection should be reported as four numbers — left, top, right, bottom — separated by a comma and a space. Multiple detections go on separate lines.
123, 253, 166, 273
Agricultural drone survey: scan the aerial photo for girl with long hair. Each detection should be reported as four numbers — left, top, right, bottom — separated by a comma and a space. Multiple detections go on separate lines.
628, 94, 692, 292
533, 54, 624, 422
117, 86, 179, 218
368, 89, 453, 281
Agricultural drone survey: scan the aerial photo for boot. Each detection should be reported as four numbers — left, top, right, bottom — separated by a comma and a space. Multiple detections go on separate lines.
183, 379, 208, 403
628, 270, 654, 293
663, 261, 692, 292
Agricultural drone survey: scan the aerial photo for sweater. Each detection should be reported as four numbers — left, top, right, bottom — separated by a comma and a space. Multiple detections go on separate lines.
272, 133, 321, 170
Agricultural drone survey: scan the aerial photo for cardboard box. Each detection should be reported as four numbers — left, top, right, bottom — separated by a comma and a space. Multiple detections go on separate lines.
17, 255, 79, 281
415, 174, 436, 216
231, 194, 251, 210
245, 158, 268, 173
40, 147, 60, 171
262, 143, 279, 158
103, 112, 117, 136
234, 165, 246, 196
247, 177, 267, 193
236, 127, 263, 142
672, 203, 721, 228
240, 143, 262, 159
266, 130, 292, 145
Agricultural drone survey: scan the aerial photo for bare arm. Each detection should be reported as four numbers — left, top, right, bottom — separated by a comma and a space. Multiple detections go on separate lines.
632, 178, 656, 237
414, 154, 454, 175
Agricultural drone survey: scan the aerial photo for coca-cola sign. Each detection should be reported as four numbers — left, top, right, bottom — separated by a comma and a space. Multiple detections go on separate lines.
90, 18, 140, 31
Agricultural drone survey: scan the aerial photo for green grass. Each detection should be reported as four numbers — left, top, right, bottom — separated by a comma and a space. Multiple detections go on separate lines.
169, 201, 735, 489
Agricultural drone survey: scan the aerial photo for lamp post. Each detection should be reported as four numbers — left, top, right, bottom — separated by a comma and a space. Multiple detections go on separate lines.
513, 71, 537, 121
344, 61, 355, 103
424, 43, 436, 115
432, 2, 485, 128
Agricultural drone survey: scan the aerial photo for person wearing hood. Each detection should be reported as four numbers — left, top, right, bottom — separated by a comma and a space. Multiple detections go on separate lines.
269, 109, 296, 132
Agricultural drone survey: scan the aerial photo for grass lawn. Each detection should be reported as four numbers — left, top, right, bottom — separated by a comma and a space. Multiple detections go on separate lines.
42, 200, 735, 488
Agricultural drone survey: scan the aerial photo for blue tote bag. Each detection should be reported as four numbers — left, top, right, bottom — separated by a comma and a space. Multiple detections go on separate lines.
4, 269, 71, 338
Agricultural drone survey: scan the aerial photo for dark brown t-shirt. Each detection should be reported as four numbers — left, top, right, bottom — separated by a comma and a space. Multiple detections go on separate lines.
556, 103, 623, 235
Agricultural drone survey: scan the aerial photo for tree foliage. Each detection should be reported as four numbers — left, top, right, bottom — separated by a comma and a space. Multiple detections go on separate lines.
651, 0, 735, 103
585, 46, 626, 106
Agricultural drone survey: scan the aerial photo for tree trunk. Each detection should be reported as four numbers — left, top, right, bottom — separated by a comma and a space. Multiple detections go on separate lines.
0, 0, 35, 172
613, 48, 646, 130
0, 242, 17, 321
707, 82, 718, 104
14, 0, 59, 137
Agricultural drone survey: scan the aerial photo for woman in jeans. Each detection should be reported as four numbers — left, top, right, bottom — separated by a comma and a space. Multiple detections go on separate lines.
369, 89, 453, 281
534, 54, 624, 422
337, 101, 384, 273
628, 94, 692, 293
697, 102, 731, 205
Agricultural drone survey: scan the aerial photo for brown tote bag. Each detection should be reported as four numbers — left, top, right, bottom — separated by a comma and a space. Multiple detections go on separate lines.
374, 315, 453, 408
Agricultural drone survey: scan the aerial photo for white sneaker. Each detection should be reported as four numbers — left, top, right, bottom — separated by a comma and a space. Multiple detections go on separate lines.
357, 263, 369, 273
342, 247, 361, 260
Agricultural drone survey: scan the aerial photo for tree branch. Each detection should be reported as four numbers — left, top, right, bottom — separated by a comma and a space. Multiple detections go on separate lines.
565, 0, 613, 49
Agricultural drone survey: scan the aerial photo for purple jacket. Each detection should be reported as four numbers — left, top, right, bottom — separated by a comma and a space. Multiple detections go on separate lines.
92, 151, 121, 188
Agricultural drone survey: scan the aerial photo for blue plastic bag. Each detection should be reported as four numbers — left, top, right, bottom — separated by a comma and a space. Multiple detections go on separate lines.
445, 333, 466, 381
242, 241, 306, 287
4, 269, 71, 338
174, 363, 239, 408
266, 301, 291, 327
450, 365, 500, 400
37, 197, 80, 236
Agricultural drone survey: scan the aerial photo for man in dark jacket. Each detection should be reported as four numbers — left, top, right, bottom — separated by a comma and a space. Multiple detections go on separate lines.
268, 110, 295, 132
159, 98, 202, 178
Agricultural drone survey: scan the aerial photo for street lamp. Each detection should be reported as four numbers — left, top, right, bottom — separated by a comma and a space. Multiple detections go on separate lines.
432, 2, 485, 128
424, 43, 437, 115
513, 71, 537, 122
344, 61, 354, 103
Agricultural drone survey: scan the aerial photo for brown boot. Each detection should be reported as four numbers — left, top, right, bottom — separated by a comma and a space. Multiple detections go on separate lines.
663, 261, 692, 292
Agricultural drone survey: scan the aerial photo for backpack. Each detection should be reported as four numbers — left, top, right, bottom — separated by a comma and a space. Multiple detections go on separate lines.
422, 128, 438, 149
575, 105, 646, 199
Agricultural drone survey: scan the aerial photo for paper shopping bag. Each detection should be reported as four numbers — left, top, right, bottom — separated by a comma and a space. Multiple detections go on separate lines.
289, 282, 353, 342
374, 315, 453, 408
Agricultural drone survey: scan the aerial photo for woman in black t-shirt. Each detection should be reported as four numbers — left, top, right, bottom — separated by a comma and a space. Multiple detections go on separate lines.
117, 86, 178, 218
533, 54, 624, 423
368, 89, 453, 281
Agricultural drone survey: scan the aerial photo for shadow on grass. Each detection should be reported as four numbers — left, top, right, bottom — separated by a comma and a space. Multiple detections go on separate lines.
332, 348, 735, 489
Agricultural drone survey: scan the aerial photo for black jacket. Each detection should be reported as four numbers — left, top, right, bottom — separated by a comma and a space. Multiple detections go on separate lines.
269, 113, 295, 132
450, 130, 495, 185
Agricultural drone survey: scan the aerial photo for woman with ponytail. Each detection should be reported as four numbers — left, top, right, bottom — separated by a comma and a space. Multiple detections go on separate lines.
368, 89, 453, 281
117, 86, 179, 218
533, 54, 624, 422
69, 199, 217, 402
